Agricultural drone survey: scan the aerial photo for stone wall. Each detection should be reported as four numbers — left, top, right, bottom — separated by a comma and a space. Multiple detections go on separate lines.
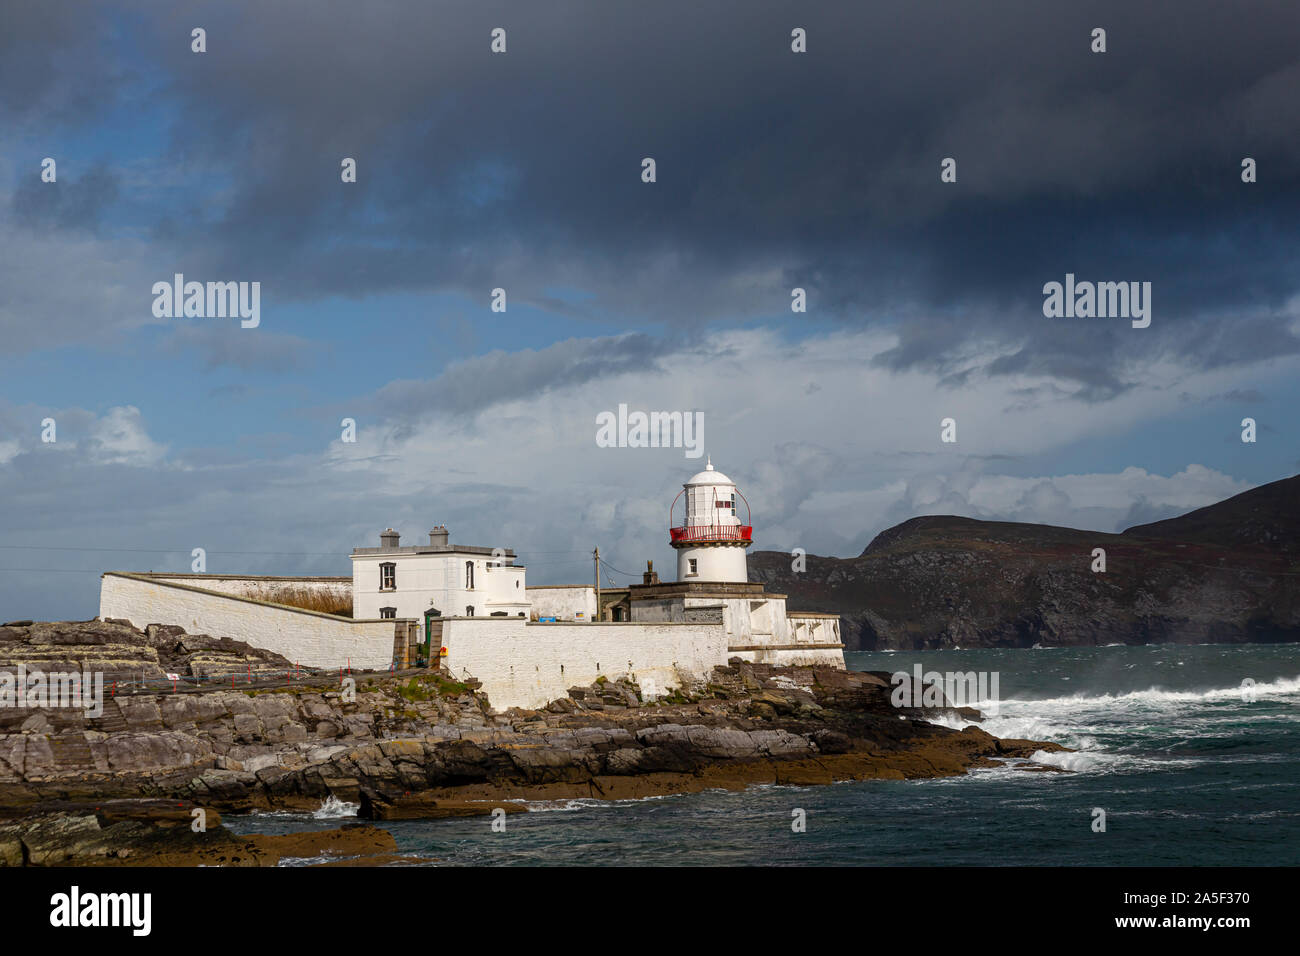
440, 617, 729, 710
99, 573, 402, 671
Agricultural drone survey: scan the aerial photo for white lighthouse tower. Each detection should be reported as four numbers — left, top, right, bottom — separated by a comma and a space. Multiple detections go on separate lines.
670, 457, 753, 582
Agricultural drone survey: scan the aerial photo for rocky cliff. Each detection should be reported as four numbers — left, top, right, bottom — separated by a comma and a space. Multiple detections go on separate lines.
0, 620, 1061, 863
750, 473, 1300, 650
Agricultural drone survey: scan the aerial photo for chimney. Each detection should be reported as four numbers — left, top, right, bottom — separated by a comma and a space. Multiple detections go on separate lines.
379, 528, 400, 549
643, 560, 660, 586
428, 525, 449, 547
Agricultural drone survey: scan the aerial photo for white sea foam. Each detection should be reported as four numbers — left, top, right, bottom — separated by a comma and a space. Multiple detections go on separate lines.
277, 853, 351, 867
1028, 749, 1115, 772
312, 795, 359, 818
1000, 674, 1300, 710
522, 794, 674, 812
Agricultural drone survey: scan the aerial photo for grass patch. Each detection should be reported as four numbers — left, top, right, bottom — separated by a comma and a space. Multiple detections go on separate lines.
246, 584, 352, 617
394, 675, 470, 702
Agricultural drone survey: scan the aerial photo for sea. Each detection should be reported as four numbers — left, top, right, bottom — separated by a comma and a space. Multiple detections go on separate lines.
227, 643, 1300, 866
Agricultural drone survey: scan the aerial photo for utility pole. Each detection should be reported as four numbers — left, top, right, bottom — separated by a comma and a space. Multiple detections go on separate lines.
594, 547, 601, 621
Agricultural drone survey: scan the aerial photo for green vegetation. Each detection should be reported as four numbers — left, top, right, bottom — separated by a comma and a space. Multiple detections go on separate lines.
394, 674, 470, 702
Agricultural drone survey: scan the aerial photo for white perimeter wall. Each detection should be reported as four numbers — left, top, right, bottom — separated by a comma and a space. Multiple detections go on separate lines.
787, 614, 840, 645
633, 595, 792, 644
632, 594, 845, 669
441, 617, 728, 711
525, 586, 596, 621
151, 575, 351, 602
100, 573, 399, 670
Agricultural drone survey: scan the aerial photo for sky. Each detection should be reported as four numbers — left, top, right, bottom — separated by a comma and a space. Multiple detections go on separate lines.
1, 1, 1298, 621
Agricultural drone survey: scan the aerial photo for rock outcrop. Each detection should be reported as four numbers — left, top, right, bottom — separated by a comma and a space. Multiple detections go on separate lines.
0, 621, 1065, 863
0, 619, 295, 688
0, 799, 408, 866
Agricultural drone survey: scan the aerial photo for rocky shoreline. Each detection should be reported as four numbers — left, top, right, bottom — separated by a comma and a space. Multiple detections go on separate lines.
0, 620, 1066, 865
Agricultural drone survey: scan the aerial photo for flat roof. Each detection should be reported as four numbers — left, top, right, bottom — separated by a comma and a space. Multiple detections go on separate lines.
627, 581, 787, 600
144, 573, 351, 582
351, 545, 517, 558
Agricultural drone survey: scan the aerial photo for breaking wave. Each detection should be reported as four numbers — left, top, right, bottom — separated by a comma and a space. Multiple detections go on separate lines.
312, 795, 359, 818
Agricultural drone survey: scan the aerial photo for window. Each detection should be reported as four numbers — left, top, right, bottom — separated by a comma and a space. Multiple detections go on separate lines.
688, 558, 698, 575
466, 605, 474, 616
380, 562, 395, 590
379, 606, 396, 619
465, 561, 474, 589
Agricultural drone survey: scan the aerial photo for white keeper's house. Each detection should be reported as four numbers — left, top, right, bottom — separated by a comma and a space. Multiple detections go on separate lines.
99, 459, 845, 710
350, 526, 528, 621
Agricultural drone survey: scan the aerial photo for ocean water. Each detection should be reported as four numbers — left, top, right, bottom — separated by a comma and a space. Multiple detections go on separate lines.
228, 644, 1300, 865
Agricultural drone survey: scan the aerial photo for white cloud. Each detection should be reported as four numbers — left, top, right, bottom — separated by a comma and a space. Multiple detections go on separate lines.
87, 405, 168, 466
322, 326, 1293, 565
0, 326, 1292, 620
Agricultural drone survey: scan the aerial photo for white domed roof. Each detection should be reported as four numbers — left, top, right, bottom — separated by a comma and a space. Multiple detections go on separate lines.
685, 457, 735, 487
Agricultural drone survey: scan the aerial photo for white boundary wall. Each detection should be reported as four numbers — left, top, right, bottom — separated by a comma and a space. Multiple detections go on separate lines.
525, 585, 596, 621
441, 617, 728, 710
100, 573, 400, 670
632, 594, 845, 669
150, 574, 351, 602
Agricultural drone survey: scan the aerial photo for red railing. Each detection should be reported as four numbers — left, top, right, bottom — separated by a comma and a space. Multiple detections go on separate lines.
670, 525, 753, 543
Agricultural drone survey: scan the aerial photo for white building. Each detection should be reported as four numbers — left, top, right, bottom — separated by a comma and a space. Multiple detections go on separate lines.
98, 460, 845, 711
350, 525, 528, 622
620, 458, 844, 666
671, 457, 751, 582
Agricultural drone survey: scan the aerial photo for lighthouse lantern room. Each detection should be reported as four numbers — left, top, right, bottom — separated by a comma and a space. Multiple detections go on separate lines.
669, 457, 753, 582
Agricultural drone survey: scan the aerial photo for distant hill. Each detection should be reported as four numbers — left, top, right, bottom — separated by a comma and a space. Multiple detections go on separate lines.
749, 474, 1300, 650
1123, 474, 1300, 557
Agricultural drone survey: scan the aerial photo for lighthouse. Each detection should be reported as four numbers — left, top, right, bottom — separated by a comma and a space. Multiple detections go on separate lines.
669, 457, 753, 582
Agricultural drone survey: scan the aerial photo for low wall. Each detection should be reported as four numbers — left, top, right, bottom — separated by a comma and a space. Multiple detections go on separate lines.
525, 585, 596, 622
150, 574, 351, 601
99, 573, 400, 670
441, 617, 728, 711
726, 645, 847, 668
730, 611, 845, 668
787, 613, 841, 646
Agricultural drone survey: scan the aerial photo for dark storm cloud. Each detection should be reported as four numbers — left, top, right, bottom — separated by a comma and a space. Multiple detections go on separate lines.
0, 4, 125, 125
11, 164, 120, 232
6, 1, 1300, 386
